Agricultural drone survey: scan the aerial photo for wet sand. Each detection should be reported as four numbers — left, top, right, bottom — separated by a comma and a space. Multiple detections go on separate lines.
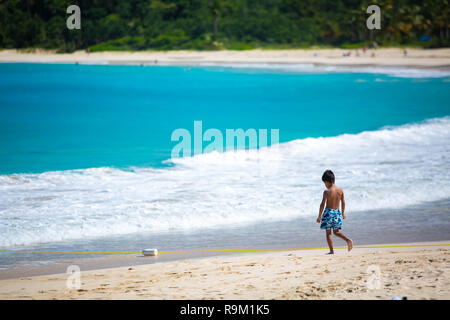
0, 241, 448, 300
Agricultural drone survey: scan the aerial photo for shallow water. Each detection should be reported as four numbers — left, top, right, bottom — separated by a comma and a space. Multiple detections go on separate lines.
0, 198, 448, 272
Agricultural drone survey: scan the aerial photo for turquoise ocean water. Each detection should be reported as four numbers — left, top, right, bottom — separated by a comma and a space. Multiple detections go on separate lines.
1, 63, 449, 174
0, 63, 449, 270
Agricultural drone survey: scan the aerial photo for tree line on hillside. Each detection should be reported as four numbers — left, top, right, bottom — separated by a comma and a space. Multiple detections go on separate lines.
0, 0, 448, 52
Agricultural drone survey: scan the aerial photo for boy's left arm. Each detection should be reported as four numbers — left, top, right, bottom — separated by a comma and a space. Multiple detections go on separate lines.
317, 191, 327, 223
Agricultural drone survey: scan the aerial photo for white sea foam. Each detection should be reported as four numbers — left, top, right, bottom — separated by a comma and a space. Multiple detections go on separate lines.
193, 62, 450, 78
0, 117, 449, 247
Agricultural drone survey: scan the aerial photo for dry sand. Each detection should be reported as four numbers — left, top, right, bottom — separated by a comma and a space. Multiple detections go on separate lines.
0, 48, 450, 67
0, 242, 448, 300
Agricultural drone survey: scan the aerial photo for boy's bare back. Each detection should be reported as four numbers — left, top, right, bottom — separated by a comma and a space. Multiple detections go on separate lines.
324, 185, 344, 210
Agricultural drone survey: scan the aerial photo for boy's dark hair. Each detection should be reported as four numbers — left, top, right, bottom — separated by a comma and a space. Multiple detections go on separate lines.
322, 170, 335, 183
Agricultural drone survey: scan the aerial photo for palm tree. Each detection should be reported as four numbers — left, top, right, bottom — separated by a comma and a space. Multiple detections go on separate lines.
209, 0, 223, 39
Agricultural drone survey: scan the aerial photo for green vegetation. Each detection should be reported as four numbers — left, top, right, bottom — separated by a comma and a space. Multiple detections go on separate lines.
0, 0, 448, 52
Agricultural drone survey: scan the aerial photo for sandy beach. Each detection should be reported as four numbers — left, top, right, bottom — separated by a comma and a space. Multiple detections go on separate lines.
1, 48, 450, 68
0, 242, 448, 300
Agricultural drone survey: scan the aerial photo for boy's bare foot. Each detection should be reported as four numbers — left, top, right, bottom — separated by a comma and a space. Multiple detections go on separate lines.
347, 239, 353, 252
326, 251, 334, 255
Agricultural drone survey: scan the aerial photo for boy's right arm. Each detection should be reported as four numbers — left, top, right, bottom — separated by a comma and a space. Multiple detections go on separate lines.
317, 191, 327, 223
341, 190, 346, 219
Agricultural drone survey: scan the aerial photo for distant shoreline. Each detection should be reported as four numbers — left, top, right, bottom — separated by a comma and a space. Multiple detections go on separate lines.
1, 48, 450, 69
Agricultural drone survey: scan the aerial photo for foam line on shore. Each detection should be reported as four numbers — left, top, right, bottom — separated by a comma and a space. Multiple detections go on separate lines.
1, 243, 448, 254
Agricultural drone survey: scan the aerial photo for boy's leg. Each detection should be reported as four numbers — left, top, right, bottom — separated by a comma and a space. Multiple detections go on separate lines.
333, 229, 353, 251
326, 229, 334, 254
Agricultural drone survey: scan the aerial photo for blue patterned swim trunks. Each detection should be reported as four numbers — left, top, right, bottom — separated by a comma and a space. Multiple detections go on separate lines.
320, 208, 343, 230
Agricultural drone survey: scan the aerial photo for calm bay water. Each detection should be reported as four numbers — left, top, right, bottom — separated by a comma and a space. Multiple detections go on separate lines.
1, 63, 449, 174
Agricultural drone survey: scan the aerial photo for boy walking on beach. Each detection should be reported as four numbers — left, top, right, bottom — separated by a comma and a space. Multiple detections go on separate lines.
317, 170, 353, 254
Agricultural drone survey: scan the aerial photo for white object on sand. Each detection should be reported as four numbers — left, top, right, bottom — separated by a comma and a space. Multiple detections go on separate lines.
142, 249, 158, 256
